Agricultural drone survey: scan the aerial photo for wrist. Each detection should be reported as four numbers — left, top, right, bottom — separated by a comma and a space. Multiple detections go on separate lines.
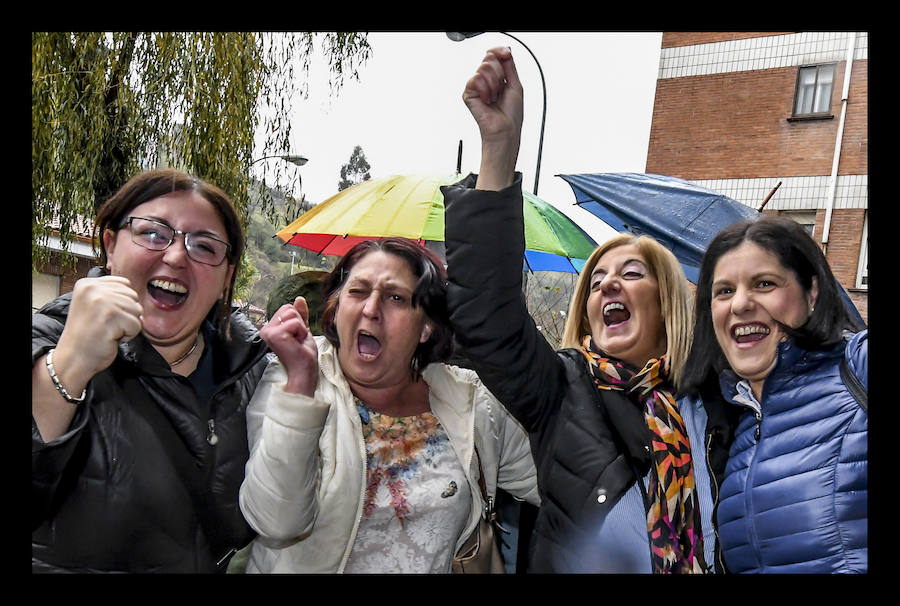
45, 348, 87, 404
284, 376, 316, 397
476, 138, 519, 191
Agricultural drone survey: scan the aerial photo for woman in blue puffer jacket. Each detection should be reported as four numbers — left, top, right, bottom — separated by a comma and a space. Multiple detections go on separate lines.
683, 215, 867, 573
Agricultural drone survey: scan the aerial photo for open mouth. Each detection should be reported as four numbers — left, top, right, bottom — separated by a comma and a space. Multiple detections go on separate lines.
148, 278, 188, 307
731, 323, 770, 343
357, 330, 382, 359
603, 301, 631, 326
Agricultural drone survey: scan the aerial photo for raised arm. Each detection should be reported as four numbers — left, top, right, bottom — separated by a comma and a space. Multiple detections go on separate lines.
239, 297, 325, 542
444, 48, 568, 434
32, 275, 143, 442
463, 46, 522, 192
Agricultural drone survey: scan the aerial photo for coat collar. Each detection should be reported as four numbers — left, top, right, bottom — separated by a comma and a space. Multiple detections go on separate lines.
719, 337, 846, 406
314, 336, 477, 473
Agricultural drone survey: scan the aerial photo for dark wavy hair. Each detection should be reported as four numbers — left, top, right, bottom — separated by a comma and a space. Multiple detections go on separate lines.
681, 215, 865, 394
321, 238, 453, 375
93, 168, 245, 338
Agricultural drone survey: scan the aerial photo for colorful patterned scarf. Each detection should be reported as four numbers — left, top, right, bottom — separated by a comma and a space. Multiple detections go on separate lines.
581, 335, 707, 574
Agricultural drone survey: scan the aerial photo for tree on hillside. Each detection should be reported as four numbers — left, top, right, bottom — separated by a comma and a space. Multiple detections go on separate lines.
338, 145, 372, 191
32, 31, 372, 271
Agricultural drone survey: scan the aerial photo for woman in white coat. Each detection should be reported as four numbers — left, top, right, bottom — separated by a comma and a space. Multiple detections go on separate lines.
239, 237, 539, 573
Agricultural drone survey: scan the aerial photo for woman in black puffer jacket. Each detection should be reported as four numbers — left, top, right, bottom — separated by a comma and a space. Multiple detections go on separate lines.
443, 48, 716, 574
32, 169, 268, 573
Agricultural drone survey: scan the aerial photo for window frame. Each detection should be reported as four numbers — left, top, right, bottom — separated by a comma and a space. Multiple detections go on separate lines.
781, 210, 818, 240
855, 211, 868, 290
789, 62, 837, 120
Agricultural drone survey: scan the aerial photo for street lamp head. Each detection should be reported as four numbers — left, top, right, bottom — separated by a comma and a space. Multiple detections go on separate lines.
445, 30, 546, 196
446, 32, 484, 42
250, 154, 309, 168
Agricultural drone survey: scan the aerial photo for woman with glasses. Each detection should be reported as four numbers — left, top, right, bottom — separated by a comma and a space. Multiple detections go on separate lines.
32, 168, 269, 573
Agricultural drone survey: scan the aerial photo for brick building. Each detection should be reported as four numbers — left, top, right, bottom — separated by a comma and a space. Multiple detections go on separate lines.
32, 217, 97, 313
646, 32, 868, 323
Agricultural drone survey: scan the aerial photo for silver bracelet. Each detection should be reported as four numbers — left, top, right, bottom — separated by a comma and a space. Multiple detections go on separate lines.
45, 348, 86, 404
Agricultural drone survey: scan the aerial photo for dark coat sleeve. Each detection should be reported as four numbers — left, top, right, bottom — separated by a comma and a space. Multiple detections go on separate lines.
442, 174, 569, 439
31, 300, 93, 530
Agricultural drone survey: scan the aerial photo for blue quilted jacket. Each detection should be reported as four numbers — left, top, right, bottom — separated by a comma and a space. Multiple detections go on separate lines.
716, 330, 867, 573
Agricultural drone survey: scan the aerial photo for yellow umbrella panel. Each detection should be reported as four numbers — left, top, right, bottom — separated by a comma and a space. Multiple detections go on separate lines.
275, 174, 459, 256
275, 173, 596, 272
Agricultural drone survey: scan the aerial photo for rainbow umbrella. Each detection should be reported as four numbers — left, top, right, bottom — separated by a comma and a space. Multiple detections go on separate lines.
275, 174, 596, 272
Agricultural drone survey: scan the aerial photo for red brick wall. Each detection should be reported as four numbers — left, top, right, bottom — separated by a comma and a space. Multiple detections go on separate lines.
848, 291, 867, 325
646, 60, 868, 179
757, 207, 866, 324
662, 32, 794, 48
648, 32, 868, 324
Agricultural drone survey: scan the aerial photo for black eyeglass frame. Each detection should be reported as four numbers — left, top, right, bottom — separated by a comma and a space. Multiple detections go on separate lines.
120, 216, 232, 266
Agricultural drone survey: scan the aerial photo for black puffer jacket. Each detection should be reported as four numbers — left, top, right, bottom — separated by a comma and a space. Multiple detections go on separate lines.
444, 175, 661, 572
32, 289, 269, 573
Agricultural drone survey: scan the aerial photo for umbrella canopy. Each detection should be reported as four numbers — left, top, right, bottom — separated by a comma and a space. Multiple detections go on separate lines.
559, 172, 758, 284
275, 174, 597, 272
559, 172, 865, 326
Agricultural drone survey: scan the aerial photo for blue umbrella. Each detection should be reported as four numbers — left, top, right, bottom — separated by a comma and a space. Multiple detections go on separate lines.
559, 172, 864, 326
558, 172, 757, 284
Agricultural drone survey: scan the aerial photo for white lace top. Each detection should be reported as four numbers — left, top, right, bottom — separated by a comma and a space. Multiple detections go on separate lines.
343, 402, 472, 573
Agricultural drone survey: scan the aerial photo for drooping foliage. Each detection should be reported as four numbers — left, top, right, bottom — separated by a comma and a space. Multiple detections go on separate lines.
32, 32, 371, 271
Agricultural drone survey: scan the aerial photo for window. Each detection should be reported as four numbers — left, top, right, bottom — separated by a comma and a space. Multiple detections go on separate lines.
855, 211, 868, 290
793, 63, 836, 117
32, 272, 60, 313
782, 210, 817, 239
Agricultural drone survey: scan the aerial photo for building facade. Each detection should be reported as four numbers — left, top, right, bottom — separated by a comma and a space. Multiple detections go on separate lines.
646, 31, 868, 323
32, 218, 97, 313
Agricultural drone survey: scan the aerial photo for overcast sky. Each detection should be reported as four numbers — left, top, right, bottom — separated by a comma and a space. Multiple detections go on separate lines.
256, 31, 663, 244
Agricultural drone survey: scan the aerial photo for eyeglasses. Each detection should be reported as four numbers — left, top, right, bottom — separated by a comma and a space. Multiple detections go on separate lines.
121, 217, 231, 266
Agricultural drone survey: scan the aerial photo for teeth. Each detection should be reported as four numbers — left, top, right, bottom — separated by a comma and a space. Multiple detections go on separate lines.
603, 302, 625, 315
150, 279, 187, 294
734, 325, 770, 337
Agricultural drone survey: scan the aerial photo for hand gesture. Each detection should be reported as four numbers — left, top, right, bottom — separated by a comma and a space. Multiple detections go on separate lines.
261, 296, 319, 396
55, 275, 144, 385
463, 46, 523, 189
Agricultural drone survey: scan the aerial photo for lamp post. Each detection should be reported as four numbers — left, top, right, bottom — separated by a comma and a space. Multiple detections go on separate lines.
250, 154, 308, 167
250, 154, 309, 200
446, 31, 547, 196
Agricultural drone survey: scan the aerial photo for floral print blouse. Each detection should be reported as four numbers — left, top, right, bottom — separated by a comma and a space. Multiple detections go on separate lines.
343, 402, 472, 573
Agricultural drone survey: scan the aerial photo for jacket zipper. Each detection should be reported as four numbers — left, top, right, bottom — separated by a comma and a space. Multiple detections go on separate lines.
734, 385, 766, 570
705, 431, 725, 573
169, 329, 265, 570
207, 418, 219, 445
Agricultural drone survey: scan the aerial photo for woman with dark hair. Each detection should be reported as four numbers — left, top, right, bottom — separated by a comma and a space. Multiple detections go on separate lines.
239, 237, 538, 573
681, 215, 867, 573
32, 168, 269, 572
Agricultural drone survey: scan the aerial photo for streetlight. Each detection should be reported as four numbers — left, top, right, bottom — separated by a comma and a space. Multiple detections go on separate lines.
446, 31, 547, 196
250, 154, 309, 201
250, 154, 308, 167
249, 154, 309, 276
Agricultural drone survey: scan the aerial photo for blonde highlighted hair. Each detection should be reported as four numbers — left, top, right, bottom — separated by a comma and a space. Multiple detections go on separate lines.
560, 233, 694, 389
